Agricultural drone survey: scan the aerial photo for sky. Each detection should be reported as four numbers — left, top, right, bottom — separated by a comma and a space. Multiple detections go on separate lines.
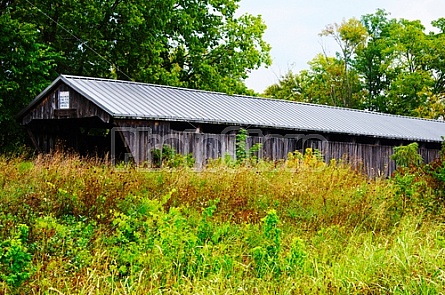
237, 0, 445, 93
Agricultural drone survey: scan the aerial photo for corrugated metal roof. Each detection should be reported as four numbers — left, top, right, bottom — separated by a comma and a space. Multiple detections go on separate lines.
20, 74, 445, 143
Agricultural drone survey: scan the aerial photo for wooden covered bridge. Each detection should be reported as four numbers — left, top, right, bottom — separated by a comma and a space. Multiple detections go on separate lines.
18, 75, 445, 176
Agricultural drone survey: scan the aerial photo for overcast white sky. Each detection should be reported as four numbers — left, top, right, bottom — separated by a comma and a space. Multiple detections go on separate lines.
237, 0, 445, 93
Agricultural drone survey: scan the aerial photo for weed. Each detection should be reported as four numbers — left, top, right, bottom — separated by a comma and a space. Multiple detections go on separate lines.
151, 145, 194, 168
0, 152, 444, 293
0, 224, 33, 287
235, 128, 263, 164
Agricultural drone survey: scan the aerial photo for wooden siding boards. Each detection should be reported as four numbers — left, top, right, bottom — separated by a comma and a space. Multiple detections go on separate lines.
106, 123, 440, 176
22, 83, 111, 125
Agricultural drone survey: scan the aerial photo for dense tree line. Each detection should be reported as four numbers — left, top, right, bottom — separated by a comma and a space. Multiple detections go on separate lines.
265, 9, 445, 120
0, 0, 271, 151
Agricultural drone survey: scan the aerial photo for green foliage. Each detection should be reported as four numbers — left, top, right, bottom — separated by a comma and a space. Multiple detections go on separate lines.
264, 55, 365, 108
0, 10, 59, 152
2, 154, 445, 293
235, 128, 248, 162
5, 0, 270, 95
285, 148, 326, 170
1, 0, 271, 151
151, 144, 195, 168
390, 142, 445, 213
0, 224, 33, 287
286, 237, 307, 274
250, 209, 282, 277
235, 128, 263, 164
34, 215, 95, 271
262, 209, 281, 258
265, 9, 445, 118
197, 199, 220, 244
391, 143, 424, 168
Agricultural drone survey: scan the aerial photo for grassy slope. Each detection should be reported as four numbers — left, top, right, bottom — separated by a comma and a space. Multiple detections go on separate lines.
0, 153, 444, 294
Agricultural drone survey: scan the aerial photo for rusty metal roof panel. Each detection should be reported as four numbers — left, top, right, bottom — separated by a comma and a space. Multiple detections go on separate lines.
22, 75, 445, 143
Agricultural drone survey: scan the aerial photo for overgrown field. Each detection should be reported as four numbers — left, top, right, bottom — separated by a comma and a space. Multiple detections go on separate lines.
1, 149, 445, 294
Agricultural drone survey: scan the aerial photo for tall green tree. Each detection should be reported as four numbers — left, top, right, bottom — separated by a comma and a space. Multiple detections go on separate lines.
0, 0, 271, 151
385, 19, 434, 115
355, 9, 396, 113
266, 10, 445, 119
7, 0, 271, 94
0, 8, 59, 151
264, 54, 364, 108
356, 11, 442, 117
320, 18, 367, 108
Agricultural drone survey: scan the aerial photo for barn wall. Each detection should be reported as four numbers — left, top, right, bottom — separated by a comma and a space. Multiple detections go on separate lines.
112, 123, 440, 176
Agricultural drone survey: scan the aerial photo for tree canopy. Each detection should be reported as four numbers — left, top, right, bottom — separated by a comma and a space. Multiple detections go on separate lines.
265, 9, 445, 120
0, 0, 271, 151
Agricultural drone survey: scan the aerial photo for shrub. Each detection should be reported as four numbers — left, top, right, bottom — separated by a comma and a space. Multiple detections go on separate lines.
391, 142, 423, 168
390, 142, 445, 212
0, 224, 33, 287
151, 144, 195, 168
250, 209, 282, 277
235, 128, 262, 164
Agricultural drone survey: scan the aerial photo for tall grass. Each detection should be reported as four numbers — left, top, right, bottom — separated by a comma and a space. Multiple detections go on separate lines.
0, 151, 444, 294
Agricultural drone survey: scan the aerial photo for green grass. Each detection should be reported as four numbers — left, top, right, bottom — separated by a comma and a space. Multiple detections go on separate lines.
0, 152, 444, 294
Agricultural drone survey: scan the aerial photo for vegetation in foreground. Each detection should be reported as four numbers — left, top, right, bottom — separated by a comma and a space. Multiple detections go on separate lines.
1, 148, 445, 294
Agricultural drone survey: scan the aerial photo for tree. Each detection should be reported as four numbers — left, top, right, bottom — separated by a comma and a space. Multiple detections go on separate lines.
320, 18, 367, 108
355, 9, 396, 113
7, 0, 271, 94
0, 8, 59, 151
264, 54, 364, 108
355, 11, 444, 117
266, 10, 445, 119
266, 18, 367, 109
263, 71, 301, 101
0, 0, 271, 151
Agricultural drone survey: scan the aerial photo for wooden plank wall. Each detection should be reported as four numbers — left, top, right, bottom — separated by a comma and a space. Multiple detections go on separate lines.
22, 84, 111, 125
118, 128, 440, 176
305, 140, 439, 177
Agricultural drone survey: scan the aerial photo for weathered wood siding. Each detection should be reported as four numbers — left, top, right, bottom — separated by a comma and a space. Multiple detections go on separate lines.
22, 83, 111, 125
306, 140, 440, 177
113, 127, 440, 176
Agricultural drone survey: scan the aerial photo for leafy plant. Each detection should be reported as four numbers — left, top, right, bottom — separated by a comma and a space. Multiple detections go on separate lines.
0, 224, 33, 287
151, 144, 195, 168
197, 199, 220, 244
236, 128, 263, 164
250, 209, 282, 277
235, 128, 248, 163
286, 148, 325, 170
390, 142, 445, 212
286, 237, 307, 274
2, 154, 445, 293
391, 142, 424, 168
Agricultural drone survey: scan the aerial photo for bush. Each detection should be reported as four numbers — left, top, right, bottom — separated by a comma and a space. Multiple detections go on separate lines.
235, 128, 262, 164
391, 143, 423, 168
390, 142, 445, 212
0, 224, 33, 287
151, 144, 195, 168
